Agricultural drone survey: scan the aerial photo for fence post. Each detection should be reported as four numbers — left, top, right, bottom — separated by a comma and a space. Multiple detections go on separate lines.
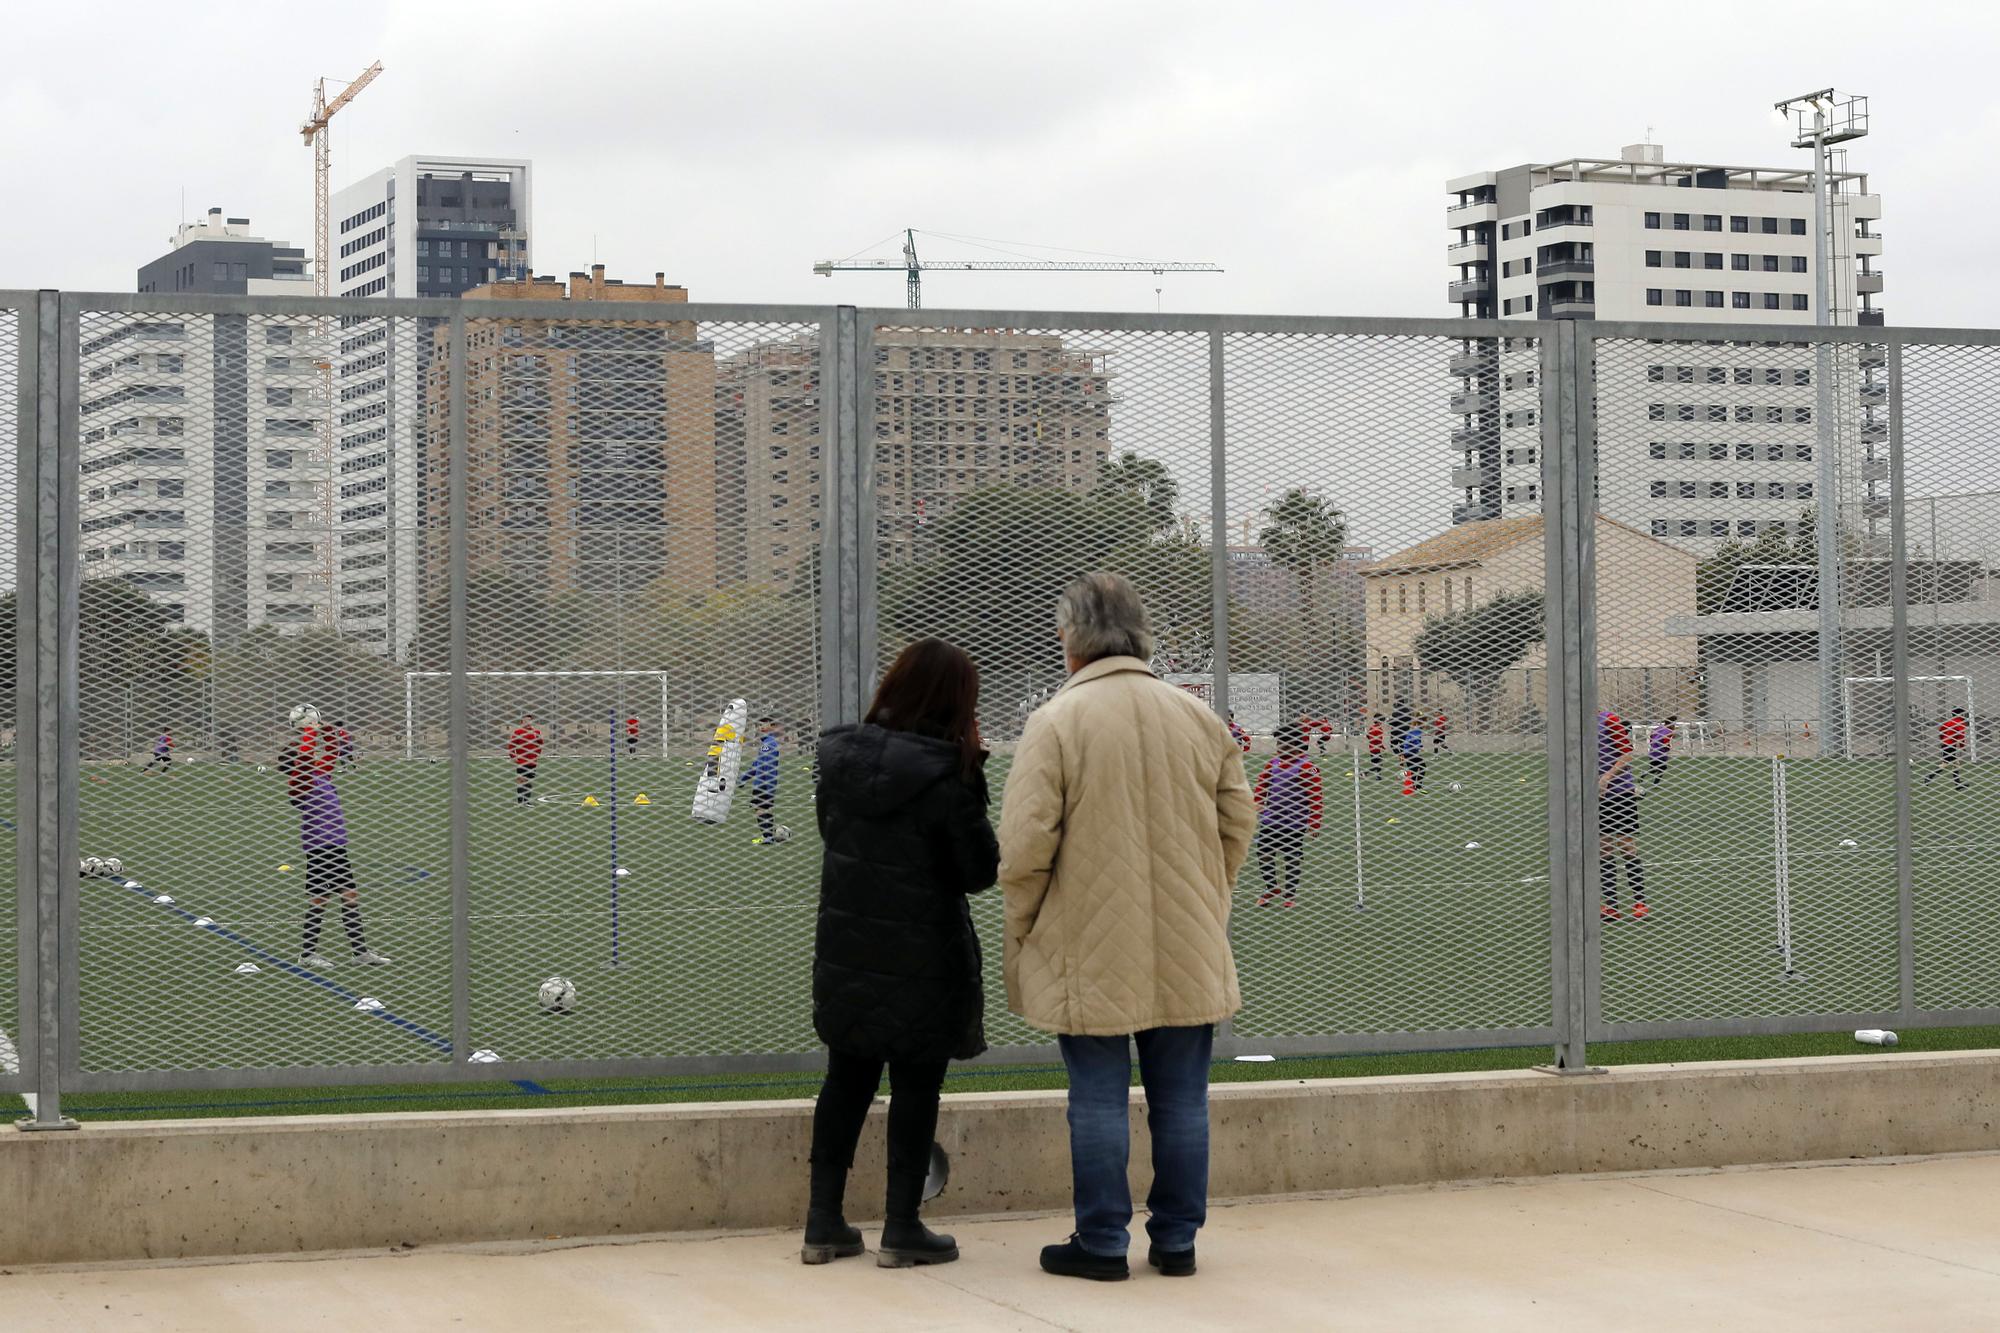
1540, 319, 1597, 1074
821, 307, 871, 727
446, 314, 472, 1059
1206, 329, 1231, 723
19, 292, 77, 1128
1887, 340, 1916, 1027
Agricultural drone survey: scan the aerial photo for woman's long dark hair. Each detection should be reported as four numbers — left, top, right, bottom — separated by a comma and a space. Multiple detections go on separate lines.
866, 638, 982, 777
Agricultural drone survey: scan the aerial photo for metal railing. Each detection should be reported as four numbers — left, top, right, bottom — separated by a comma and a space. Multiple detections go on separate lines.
5, 289, 1999, 1126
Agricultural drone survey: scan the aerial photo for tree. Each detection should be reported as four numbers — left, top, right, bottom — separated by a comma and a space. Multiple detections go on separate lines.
415, 572, 566, 672
1412, 590, 1546, 733
1255, 487, 1355, 718
71, 581, 208, 760
1097, 451, 1181, 535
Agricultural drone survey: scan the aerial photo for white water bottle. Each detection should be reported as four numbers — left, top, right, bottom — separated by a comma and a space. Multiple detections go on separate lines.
1854, 1028, 1898, 1047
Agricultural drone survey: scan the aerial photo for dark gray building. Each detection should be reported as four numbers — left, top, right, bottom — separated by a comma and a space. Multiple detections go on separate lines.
137, 209, 311, 295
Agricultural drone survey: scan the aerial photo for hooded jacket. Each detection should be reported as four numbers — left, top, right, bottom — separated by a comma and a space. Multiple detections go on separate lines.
812, 723, 1000, 1062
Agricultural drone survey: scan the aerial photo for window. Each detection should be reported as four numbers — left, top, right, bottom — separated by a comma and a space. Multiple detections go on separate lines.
1795, 445, 1814, 461
1652, 520, 1670, 537
1793, 406, 1813, 424
1646, 288, 1664, 306
1674, 251, 1692, 269
1676, 403, 1696, 421
1679, 520, 1699, 537
1650, 479, 1669, 498
1708, 481, 1730, 499
416, 240, 429, 256
1464, 576, 1473, 605
1766, 483, 1786, 500
1398, 585, 1407, 613
1672, 213, 1690, 230
1736, 481, 1756, 499
416, 265, 430, 283
1762, 255, 1780, 272
1738, 520, 1759, 537
1765, 406, 1784, 423
1707, 405, 1727, 422
1761, 217, 1779, 234
1378, 587, 1388, 614
265, 327, 292, 345
1791, 256, 1808, 274
1649, 441, 1668, 460
1732, 367, 1752, 385
1647, 364, 1666, 382
1792, 294, 1809, 312
1790, 218, 1808, 235
1703, 253, 1723, 270
1418, 582, 1427, 611
1707, 442, 1729, 461
1735, 405, 1755, 422
1731, 254, 1750, 271
1763, 293, 1781, 310
212, 262, 229, 281
1648, 403, 1666, 420
1706, 291, 1725, 308
1793, 368, 1811, 386
1731, 216, 1750, 233
1735, 443, 1755, 460
1675, 290, 1693, 307
1675, 365, 1695, 383
1732, 292, 1751, 309
1645, 211, 1661, 229
1703, 215, 1723, 232
1645, 250, 1662, 267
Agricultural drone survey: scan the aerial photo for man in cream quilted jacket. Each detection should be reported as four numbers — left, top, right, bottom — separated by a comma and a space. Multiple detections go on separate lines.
999, 571, 1256, 1282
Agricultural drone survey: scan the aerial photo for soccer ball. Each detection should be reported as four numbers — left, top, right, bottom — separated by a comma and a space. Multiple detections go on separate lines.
80, 856, 106, 878
1448, 782, 1463, 793
103, 857, 124, 877
538, 976, 578, 1014
288, 704, 321, 730
772, 825, 791, 843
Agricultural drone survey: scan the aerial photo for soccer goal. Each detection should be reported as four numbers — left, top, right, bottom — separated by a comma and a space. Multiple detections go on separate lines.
1624, 718, 1715, 755
403, 670, 671, 759
1841, 675, 1977, 761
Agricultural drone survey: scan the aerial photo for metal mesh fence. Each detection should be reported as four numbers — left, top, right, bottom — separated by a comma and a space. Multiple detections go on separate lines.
1899, 341, 2000, 1016
11, 292, 2000, 1104
0, 297, 21, 1091
1588, 333, 1899, 1026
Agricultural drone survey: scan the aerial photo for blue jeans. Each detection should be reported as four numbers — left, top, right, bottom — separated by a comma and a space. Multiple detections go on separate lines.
1057, 1024, 1214, 1257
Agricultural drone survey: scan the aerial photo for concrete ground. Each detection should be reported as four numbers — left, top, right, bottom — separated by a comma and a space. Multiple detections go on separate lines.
7, 1153, 2000, 1332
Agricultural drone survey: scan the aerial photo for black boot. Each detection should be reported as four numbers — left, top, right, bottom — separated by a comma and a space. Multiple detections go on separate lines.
877, 1168, 957, 1268
801, 1158, 864, 1265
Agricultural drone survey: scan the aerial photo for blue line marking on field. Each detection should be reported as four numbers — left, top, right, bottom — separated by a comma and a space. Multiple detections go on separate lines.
403, 866, 432, 881
510, 1079, 553, 1095
0, 817, 15, 831
105, 876, 452, 1055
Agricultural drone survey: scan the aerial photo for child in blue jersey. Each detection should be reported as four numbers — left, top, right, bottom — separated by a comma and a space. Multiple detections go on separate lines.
1399, 718, 1426, 791
749, 716, 786, 844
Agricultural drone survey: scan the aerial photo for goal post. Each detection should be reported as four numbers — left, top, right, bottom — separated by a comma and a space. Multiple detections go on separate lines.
1840, 675, 1976, 761
403, 670, 671, 760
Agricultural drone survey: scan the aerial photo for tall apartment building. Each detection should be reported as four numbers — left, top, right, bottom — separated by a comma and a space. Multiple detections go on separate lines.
1445, 144, 1884, 548
328, 156, 533, 655
81, 212, 319, 636
422, 267, 717, 598
716, 329, 1114, 588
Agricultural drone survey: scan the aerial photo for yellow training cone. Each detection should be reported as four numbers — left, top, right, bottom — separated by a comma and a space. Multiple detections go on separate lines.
278, 864, 293, 872
632, 793, 651, 806
581, 795, 600, 808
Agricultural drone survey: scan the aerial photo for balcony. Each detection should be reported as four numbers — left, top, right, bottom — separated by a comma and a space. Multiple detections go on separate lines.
1862, 459, 1889, 483
1859, 347, 1887, 369
1448, 349, 1495, 377
1862, 422, 1888, 444
1858, 309, 1886, 327
1859, 381, 1888, 403
1449, 427, 1482, 450
1449, 390, 1496, 415
1857, 271, 1884, 295
1452, 501, 1500, 525
1446, 240, 1490, 265
1536, 258, 1595, 278
1451, 465, 1486, 489
1538, 296, 1596, 320
1448, 277, 1491, 303
1446, 200, 1498, 227
1853, 231, 1884, 257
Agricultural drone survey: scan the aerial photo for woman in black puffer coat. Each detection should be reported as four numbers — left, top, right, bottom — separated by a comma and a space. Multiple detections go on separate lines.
802, 637, 998, 1270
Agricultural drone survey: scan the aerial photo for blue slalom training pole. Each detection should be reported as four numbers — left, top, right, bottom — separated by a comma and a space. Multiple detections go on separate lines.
609, 708, 621, 968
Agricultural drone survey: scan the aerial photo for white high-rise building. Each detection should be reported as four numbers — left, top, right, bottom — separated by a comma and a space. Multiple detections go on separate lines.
1445, 144, 1884, 548
81, 211, 319, 637
328, 156, 532, 656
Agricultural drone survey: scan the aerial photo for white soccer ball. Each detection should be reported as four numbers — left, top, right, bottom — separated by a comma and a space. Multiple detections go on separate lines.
1448, 782, 1463, 793
773, 825, 791, 843
80, 856, 106, 877
538, 976, 578, 1014
288, 704, 321, 730
613, 867, 631, 879
104, 857, 124, 876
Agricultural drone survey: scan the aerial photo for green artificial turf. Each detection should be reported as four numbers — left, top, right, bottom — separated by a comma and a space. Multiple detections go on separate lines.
0, 746, 1989, 1121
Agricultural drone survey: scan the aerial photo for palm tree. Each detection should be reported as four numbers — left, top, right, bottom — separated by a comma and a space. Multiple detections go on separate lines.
1097, 452, 1181, 536
1258, 487, 1350, 718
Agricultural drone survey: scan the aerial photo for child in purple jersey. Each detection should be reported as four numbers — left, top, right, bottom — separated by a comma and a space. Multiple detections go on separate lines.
1598, 710, 1648, 921
281, 730, 388, 969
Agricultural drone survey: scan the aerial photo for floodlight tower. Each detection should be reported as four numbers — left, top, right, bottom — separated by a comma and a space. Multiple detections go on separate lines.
1775, 87, 1869, 757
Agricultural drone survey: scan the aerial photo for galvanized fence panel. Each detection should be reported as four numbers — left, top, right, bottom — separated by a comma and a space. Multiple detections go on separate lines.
1896, 333, 2000, 1024
1, 294, 26, 1097
1584, 323, 1905, 1039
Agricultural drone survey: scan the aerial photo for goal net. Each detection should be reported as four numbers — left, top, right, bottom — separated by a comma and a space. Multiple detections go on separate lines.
404, 671, 670, 759
1841, 675, 1976, 760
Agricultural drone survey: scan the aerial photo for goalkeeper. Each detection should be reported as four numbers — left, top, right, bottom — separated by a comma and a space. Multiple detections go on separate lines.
282, 722, 388, 969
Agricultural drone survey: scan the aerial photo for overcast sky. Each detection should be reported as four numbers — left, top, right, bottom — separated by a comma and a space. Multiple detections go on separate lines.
4, 0, 1993, 323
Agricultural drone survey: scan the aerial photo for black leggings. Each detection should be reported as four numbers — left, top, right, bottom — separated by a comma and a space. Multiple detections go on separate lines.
810, 1048, 948, 1180
1257, 826, 1305, 898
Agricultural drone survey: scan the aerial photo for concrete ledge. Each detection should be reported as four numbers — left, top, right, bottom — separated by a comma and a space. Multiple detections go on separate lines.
4, 1051, 1997, 1266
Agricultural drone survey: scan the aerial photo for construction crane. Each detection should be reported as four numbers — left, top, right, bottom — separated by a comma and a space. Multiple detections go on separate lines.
301, 60, 383, 297
814, 229, 1222, 309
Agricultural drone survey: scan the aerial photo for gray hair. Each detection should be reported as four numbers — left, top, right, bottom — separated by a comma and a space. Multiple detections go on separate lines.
1056, 572, 1155, 664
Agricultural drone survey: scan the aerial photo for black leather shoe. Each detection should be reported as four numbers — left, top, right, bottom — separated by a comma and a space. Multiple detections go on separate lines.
800, 1209, 864, 1265
878, 1217, 958, 1267
1147, 1243, 1196, 1276
1039, 1235, 1129, 1281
